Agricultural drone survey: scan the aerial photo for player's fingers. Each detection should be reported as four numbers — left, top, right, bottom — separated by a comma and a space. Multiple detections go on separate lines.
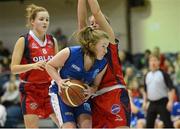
37, 67, 45, 71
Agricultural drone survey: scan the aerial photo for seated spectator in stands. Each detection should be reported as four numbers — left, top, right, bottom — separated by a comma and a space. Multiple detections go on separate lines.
118, 50, 131, 73
143, 49, 151, 68
174, 52, 180, 100
171, 101, 180, 128
1, 74, 20, 105
153, 46, 166, 71
130, 96, 145, 128
0, 64, 2, 74
0, 104, 7, 127
124, 66, 135, 86
0, 57, 10, 72
0, 74, 23, 127
128, 77, 142, 98
52, 28, 68, 50
133, 49, 151, 70
0, 40, 10, 58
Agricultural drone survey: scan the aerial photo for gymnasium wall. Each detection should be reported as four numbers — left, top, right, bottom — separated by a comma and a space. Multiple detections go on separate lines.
131, 0, 180, 53
0, 0, 179, 53
0, 0, 127, 52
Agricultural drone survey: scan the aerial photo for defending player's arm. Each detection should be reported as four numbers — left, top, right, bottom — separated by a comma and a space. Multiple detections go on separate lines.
78, 0, 88, 30
87, 0, 115, 43
11, 37, 46, 74
45, 48, 70, 88
84, 65, 107, 99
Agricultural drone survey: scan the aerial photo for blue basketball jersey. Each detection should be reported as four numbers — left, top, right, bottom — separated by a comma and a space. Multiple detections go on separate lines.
49, 46, 107, 126
50, 46, 107, 94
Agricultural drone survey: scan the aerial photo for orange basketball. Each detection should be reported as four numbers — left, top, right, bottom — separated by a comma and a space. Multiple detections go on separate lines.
59, 79, 88, 107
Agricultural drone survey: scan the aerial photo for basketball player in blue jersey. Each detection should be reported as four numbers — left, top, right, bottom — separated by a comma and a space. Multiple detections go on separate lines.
45, 26, 109, 128
78, 0, 131, 128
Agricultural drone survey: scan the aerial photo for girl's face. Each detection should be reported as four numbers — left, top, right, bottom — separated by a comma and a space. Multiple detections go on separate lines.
95, 38, 109, 60
31, 11, 49, 34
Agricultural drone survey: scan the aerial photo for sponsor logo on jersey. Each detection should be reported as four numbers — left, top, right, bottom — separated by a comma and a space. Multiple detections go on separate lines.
30, 102, 38, 110
65, 112, 73, 116
42, 48, 47, 54
92, 69, 100, 78
32, 42, 38, 48
33, 55, 53, 62
111, 104, 120, 114
71, 64, 81, 72
83, 102, 91, 112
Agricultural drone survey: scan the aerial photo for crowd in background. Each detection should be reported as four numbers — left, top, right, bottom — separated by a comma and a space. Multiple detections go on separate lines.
0, 28, 180, 128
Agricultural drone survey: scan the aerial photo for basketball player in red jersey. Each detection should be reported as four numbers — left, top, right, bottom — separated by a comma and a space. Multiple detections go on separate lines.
11, 4, 59, 128
78, 0, 131, 127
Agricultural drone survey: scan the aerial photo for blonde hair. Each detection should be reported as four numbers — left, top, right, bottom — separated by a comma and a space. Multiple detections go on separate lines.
77, 26, 109, 61
26, 4, 47, 29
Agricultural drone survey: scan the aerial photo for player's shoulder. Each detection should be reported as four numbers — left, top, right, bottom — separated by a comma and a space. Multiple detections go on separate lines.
69, 46, 82, 54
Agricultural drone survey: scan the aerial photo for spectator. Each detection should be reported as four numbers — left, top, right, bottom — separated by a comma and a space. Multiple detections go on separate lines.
118, 50, 131, 73
0, 74, 23, 127
171, 101, 180, 128
52, 28, 68, 50
141, 49, 151, 68
0, 57, 10, 72
124, 66, 135, 86
0, 104, 7, 127
153, 46, 166, 72
174, 52, 180, 100
0, 40, 10, 58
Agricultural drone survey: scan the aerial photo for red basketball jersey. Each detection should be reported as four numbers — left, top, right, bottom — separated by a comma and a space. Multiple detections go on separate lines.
99, 43, 126, 89
20, 33, 55, 83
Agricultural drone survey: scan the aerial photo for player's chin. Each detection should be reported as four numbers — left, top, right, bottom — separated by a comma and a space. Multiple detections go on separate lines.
97, 55, 104, 60
42, 27, 48, 32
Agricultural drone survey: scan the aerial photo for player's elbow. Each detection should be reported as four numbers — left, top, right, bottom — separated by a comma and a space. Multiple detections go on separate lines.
10, 65, 18, 74
92, 9, 101, 18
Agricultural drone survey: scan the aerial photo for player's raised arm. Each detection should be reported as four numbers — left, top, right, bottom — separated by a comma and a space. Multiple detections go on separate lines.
87, 0, 115, 43
78, 0, 88, 31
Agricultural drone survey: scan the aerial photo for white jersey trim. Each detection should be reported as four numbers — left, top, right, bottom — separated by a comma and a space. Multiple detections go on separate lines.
29, 30, 47, 47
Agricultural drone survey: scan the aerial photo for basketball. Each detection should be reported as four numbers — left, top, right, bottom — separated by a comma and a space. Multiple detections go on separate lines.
59, 79, 88, 107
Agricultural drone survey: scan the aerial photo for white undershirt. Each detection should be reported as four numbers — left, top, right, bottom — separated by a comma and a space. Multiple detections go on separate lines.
29, 30, 47, 47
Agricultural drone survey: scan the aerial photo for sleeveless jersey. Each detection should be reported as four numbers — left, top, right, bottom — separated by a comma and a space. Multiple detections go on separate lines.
19, 33, 55, 83
99, 43, 126, 89
50, 46, 107, 94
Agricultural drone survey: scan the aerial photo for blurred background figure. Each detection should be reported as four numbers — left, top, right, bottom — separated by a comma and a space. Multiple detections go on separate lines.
0, 74, 23, 128
52, 28, 68, 50
0, 104, 7, 127
0, 40, 10, 58
153, 46, 166, 72
171, 101, 180, 128
143, 54, 175, 128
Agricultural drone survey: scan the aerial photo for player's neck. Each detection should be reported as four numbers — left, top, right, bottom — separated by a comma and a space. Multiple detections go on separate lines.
84, 54, 93, 71
31, 30, 45, 42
